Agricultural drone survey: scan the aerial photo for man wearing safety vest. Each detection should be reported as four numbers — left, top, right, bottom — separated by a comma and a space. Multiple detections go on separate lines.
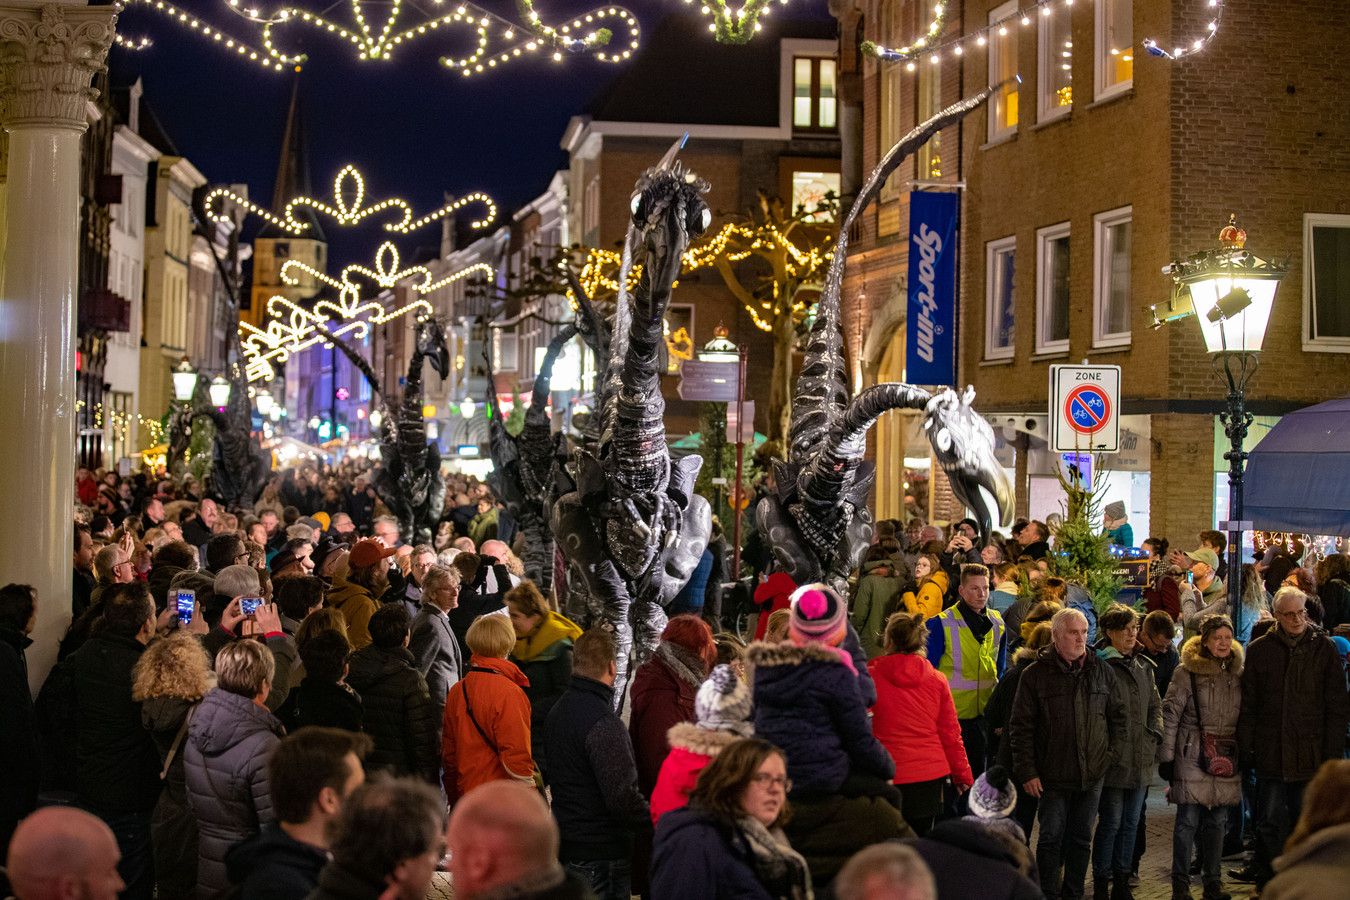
926, 561, 1006, 785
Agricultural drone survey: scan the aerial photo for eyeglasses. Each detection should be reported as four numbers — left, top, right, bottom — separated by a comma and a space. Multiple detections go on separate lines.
234, 552, 249, 562
1275, 609, 1307, 620
113, 560, 133, 571
751, 773, 792, 791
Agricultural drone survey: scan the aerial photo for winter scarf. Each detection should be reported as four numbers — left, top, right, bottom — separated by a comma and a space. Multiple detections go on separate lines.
657, 641, 708, 688
513, 611, 583, 662
737, 816, 813, 900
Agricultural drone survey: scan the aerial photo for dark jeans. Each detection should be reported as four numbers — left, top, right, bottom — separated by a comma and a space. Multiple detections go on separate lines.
1093, 786, 1146, 878
1253, 778, 1308, 885
1036, 783, 1103, 900
93, 809, 154, 900
565, 857, 632, 900
960, 715, 989, 780
1132, 786, 1149, 873
1173, 803, 1228, 884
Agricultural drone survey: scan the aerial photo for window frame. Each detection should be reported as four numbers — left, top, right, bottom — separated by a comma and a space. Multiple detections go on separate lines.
1037, 6, 1073, 123
1036, 221, 1072, 354
1092, 205, 1133, 348
1094, 0, 1133, 103
985, 235, 1017, 360
1303, 212, 1350, 352
792, 55, 838, 134
987, 0, 1019, 143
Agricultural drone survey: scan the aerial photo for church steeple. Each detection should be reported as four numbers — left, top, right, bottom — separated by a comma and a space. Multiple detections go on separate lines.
258, 74, 324, 242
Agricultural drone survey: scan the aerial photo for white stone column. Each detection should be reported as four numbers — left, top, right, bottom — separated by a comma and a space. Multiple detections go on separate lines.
0, 3, 115, 693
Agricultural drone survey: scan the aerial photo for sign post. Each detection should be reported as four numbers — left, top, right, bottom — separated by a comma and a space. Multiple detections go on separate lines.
1050, 364, 1121, 453
731, 348, 748, 582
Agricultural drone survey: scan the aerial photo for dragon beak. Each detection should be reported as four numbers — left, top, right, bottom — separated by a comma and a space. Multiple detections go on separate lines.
655, 133, 689, 172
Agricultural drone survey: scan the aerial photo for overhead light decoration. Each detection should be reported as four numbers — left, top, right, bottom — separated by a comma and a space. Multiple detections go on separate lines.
228, 165, 498, 383
860, 2, 947, 61
1143, 0, 1223, 59
682, 0, 790, 44
116, 0, 639, 76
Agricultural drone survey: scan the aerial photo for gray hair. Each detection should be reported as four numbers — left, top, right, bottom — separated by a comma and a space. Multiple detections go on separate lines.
93, 543, 125, 582
1272, 586, 1309, 614
835, 843, 936, 900
215, 639, 275, 697
215, 564, 262, 600
1051, 607, 1088, 635
421, 565, 460, 595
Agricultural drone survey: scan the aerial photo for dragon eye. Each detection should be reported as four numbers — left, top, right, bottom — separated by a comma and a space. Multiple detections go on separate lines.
700, 208, 711, 231
630, 194, 643, 219
935, 428, 952, 452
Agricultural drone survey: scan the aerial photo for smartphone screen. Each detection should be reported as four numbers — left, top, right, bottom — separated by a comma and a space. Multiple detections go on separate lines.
240, 597, 263, 616
176, 590, 195, 626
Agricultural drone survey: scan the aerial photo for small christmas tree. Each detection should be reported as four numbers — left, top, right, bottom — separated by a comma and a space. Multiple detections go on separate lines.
1050, 455, 1126, 613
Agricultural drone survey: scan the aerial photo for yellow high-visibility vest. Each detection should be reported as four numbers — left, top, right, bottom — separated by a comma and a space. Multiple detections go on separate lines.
935, 605, 1003, 719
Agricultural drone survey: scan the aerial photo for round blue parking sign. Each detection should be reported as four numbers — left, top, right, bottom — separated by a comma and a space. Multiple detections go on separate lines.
1064, 384, 1111, 434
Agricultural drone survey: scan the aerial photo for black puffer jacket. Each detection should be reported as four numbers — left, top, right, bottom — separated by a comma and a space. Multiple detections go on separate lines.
184, 687, 284, 900
1238, 626, 1350, 781
225, 820, 327, 900
68, 631, 162, 813
345, 644, 438, 781
1008, 646, 1128, 792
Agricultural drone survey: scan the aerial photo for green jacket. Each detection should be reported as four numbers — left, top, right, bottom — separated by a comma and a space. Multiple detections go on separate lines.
851, 560, 903, 659
1098, 647, 1163, 789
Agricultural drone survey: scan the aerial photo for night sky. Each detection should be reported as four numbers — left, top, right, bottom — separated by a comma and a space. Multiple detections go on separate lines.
108, 0, 833, 269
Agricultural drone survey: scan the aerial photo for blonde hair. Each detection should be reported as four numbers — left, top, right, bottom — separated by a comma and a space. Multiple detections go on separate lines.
882, 612, 928, 655
505, 580, 548, 619
764, 608, 792, 643
132, 632, 211, 701
466, 614, 516, 658
296, 608, 349, 649
215, 639, 276, 697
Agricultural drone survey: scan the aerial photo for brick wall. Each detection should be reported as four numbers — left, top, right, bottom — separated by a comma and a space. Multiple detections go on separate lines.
1148, 412, 1214, 546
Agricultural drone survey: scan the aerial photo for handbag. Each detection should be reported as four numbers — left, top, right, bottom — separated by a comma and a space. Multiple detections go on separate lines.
1188, 670, 1237, 777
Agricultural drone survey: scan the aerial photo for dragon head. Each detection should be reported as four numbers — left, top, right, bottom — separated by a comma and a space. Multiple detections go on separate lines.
629, 153, 711, 293
416, 316, 450, 380
923, 386, 1015, 544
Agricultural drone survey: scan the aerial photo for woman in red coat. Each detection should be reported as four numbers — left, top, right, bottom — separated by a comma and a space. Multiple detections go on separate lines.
869, 611, 973, 836
628, 614, 718, 796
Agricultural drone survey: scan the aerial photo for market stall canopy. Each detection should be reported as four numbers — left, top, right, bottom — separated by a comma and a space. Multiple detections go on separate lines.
1244, 394, 1350, 537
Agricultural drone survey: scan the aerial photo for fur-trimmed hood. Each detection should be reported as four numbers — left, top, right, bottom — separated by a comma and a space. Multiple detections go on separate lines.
1179, 635, 1244, 677
667, 721, 743, 756
745, 640, 847, 675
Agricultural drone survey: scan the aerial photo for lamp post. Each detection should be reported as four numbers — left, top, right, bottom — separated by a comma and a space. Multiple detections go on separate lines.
1159, 216, 1287, 638
699, 323, 741, 519
172, 356, 199, 403
208, 374, 232, 410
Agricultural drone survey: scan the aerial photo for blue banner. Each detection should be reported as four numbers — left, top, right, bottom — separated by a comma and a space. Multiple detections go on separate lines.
906, 191, 959, 386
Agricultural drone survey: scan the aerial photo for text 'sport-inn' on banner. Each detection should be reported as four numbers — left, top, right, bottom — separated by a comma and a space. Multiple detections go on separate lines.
906, 191, 958, 386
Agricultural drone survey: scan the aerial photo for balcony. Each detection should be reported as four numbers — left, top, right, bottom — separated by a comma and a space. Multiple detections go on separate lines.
78, 287, 130, 333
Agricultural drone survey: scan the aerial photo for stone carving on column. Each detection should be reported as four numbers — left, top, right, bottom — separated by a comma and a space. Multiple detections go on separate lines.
0, 3, 115, 130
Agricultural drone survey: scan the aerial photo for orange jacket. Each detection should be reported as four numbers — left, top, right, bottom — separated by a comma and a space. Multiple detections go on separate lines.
440, 654, 534, 802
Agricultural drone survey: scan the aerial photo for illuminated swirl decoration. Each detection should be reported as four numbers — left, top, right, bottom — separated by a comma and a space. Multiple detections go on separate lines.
240, 241, 493, 382
680, 0, 791, 45
205, 165, 496, 236
115, 0, 638, 75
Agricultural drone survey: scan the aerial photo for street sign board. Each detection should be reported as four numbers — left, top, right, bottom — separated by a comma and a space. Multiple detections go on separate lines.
727, 401, 756, 444
1049, 364, 1120, 453
677, 360, 740, 402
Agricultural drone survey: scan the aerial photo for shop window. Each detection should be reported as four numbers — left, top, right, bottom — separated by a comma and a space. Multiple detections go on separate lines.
1304, 213, 1350, 351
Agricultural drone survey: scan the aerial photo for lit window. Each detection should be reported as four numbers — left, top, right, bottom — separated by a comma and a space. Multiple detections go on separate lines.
1038, 6, 1072, 120
986, 236, 1016, 359
1093, 206, 1132, 346
988, 1, 1019, 142
1096, 0, 1133, 101
1036, 222, 1071, 353
918, 59, 942, 179
1303, 213, 1350, 351
791, 171, 840, 222
793, 56, 837, 132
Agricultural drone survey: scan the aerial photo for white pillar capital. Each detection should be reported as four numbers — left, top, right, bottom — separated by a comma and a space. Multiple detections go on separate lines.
0, 3, 115, 130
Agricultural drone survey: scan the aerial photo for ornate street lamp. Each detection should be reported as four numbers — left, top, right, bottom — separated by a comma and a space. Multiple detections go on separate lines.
171, 356, 199, 402
208, 374, 232, 410
1159, 216, 1288, 637
697, 323, 740, 364
255, 388, 275, 418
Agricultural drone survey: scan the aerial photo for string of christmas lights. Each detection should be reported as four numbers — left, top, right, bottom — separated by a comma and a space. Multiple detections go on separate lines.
859, 1, 947, 62
116, 0, 637, 75
76, 400, 167, 445
681, 0, 788, 45
1142, 0, 1223, 60
205, 165, 497, 236
684, 220, 831, 332
113, 32, 153, 50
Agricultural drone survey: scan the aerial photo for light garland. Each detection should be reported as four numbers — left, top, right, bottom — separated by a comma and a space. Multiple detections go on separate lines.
113, 32, 153, 50
1142, 0, 1223, 60
77, 400, 167, 446
680, 0, 786, 45
859, 2, 947, 62
117, 0, 638, 75
684, 219, 831, 332
205, 165, 496, 236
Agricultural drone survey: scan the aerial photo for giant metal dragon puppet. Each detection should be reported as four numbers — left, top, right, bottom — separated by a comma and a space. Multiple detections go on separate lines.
317, 316, 450, 545
550, 141, 713, 701
758, 85, 1016, 594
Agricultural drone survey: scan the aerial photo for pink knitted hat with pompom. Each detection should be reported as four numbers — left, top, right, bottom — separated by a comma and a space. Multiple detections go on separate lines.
788, 583, 847, 647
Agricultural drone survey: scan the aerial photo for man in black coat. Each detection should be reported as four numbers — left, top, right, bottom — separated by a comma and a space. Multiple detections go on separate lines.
225, 727, 372, 900
344, 604, 439, 782
1008, 607, 1127, 900
73, 524, 95, 618
1235, 587, 1350, 890
66, 581, 162, 900
544, 628, 650, 900
0, 583, 40, 860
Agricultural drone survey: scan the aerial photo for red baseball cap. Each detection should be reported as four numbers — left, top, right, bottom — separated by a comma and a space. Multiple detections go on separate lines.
349, 538, 397, 569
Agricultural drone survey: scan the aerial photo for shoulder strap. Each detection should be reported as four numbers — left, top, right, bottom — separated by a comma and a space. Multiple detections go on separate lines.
1188, 669, 1202, 727
161, 703, 196, 780
462, 671, 500, 754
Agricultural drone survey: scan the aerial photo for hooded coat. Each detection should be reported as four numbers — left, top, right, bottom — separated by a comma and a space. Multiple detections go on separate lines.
650, 723, 742, 825
651, 805, 811, 900
141, 695, 202, 899
440, 654, 534, 803
1159, 637, 1244, 807
1238, 626, 1350, 781
746, 642, 894, 796
851, 560, 903, 659
326, 577, 380, 651
630, 642, 708, 796
184, 687, 285, 900
902, 570, 948, 619
869, 651, 973, 786
345, 643, 439, 781
1097, 646, 1163, 789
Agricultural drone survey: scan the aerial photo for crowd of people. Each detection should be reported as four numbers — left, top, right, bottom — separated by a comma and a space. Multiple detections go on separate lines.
3, 463, 1350, 900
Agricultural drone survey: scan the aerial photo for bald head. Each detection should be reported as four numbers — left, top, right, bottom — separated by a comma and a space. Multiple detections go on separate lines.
7, 807, 124, 900
447, 781, 560, 898
479, 540, 508, 561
